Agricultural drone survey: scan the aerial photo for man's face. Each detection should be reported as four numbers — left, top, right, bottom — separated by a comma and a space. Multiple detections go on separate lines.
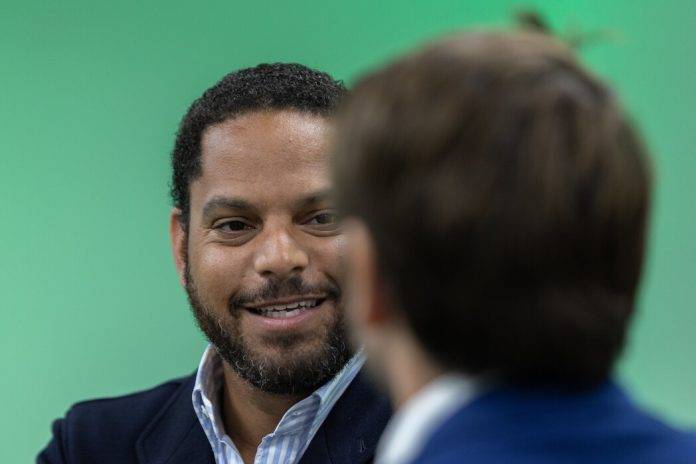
173, 110, 352, 395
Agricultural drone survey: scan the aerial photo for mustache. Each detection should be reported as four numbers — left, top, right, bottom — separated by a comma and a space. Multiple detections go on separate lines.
229, 275, 341, 310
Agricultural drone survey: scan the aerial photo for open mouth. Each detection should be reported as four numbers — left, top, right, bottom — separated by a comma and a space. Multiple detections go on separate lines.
244, 298, 326, 319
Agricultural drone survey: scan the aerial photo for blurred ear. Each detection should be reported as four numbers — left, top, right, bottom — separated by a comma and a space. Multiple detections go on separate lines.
169, 208, 187, 287
343, 218, 395, 331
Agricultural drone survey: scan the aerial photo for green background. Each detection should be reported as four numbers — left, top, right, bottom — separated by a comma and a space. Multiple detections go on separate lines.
2, 0, 694, 461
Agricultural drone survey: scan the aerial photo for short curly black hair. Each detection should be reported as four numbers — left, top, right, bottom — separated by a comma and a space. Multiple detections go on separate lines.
170, 63, 346, 222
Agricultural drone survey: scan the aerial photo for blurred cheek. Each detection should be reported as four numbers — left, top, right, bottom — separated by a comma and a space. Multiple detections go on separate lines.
343, 227, 372, 341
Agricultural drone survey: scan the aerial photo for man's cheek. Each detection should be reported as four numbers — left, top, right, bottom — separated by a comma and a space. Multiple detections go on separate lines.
195, 247, 242, 290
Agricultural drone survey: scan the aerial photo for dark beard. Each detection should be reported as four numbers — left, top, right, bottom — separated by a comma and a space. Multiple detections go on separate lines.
184, 265, 353, 396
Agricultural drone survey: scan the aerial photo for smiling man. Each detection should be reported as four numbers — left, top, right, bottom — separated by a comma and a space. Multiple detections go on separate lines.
38, 63, 390, 464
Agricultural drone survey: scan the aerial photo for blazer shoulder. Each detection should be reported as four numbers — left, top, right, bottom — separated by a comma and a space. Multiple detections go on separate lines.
411, 384, 696, 464
67, 374, 192, 416
636, 423, 696, 463
38, 373, 196, 464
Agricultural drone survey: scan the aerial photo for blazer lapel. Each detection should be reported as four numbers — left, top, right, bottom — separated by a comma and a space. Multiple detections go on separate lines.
301, 370, 392, 464
136, 374, 215, 464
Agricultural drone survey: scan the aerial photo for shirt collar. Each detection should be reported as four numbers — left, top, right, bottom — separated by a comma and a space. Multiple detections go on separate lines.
191, 345, 228, 451
375, 373, 483, 464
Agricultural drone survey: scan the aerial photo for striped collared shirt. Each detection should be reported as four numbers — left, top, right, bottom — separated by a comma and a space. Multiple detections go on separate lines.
192, 344, 364, 464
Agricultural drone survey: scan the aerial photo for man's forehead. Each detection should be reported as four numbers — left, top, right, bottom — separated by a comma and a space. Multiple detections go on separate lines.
200, 145, 328, 179
200, 111, 330, 165
197, 133, 330, 187
191, 110, 334, 213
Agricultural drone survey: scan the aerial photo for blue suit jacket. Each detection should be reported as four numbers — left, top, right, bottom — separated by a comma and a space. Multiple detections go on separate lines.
38, 370, 392, 464
411, 381, 696, 464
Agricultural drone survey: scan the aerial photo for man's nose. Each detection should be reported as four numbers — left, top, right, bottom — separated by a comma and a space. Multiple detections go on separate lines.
253, 227, 309, 278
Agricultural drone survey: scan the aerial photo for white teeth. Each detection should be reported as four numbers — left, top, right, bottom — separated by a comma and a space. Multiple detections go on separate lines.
254, 299, 320, 316
260, 308, 303, 318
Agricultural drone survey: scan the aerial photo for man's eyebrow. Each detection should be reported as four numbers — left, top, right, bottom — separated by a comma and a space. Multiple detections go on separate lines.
202, 196, 255, 219
295, 189, 334, 209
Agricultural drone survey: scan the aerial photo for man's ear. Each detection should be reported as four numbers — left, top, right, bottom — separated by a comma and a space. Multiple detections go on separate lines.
343, 219, 396, 330
169, 208, 187, 287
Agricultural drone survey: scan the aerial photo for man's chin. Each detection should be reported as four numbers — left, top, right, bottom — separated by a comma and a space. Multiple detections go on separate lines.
226, 346, 342, 395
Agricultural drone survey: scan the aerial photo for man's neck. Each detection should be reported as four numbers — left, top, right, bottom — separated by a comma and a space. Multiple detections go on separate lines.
220, 365, 304, 463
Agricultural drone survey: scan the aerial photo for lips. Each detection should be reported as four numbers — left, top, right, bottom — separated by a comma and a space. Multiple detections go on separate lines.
243, 297, 326, 319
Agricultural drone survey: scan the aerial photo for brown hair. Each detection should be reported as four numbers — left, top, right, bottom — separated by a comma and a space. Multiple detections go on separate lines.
333, 30, 652, 385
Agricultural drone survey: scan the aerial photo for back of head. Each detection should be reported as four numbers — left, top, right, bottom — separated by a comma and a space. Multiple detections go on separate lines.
334, 30, 651, 386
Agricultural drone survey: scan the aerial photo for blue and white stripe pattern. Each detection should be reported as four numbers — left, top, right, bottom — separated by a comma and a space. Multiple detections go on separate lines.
192, 344, 364, 464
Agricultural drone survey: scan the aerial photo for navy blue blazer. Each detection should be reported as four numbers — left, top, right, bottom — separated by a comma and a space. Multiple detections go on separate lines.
411, 381, 696, 464
37, 370, 392, 464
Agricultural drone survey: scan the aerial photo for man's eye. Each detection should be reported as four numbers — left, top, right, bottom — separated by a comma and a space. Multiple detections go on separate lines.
308, 212, 339, 226
216, 220, 252, 232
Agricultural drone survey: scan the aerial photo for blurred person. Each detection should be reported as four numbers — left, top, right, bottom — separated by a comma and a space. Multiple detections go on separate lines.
38, 63, 391, 464
332, 29, 696, 463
